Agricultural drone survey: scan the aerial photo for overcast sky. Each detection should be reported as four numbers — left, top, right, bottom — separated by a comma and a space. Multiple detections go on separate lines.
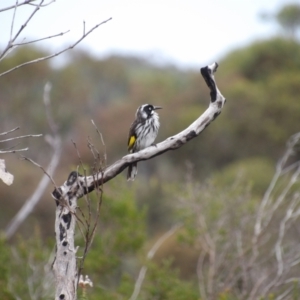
1, 0, 289, 69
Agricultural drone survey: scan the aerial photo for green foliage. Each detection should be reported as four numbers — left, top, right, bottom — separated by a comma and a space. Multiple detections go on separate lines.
212, 156, 274, 196
0, 231, 55, 299
136, 177, 177, 234
142, 259, 199, 300
221, 37, 300, 81
216, 37, 300, 168
0, 239, 14, 300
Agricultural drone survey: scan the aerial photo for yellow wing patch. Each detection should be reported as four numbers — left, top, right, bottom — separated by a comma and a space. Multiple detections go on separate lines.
128, 135, 136, 151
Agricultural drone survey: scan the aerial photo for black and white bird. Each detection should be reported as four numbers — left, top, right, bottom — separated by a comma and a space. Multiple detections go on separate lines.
127, 104, 162, 181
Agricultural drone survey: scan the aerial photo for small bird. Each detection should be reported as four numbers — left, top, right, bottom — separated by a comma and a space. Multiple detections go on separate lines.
127, 104, 162, 181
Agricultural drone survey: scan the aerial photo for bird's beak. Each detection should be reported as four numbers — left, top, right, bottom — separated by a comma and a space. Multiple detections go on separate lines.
153, 106, 162, 110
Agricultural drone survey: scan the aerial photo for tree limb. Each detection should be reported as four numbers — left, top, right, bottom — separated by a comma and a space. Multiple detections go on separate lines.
51, 62, 225, 299
52, 62, 226, 201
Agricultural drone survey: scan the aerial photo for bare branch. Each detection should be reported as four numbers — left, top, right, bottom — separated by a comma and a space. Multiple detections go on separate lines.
27, 0, 55, 7
52, 62, 225, 201
0, 17, 112, 77
0, 0, 54, 12
91, 119, 107, 164
1, 0, 45, 61
175, 131, 300, 298
0, 127, 20, 136
252, 133, 300, 254
0, 0, 35, 12
0, 147, 29, 154
0, 127, 42, 154
9, 0, 18, 42
0, 133, 42, 143
0, 0, 45, 62
13, 30, 70, 47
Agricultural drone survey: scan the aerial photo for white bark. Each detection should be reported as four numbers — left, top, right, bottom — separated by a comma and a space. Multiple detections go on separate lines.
53, 178, 78, 300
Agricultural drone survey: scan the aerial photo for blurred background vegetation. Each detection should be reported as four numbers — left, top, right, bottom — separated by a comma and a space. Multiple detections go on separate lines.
1, 3, 300, 299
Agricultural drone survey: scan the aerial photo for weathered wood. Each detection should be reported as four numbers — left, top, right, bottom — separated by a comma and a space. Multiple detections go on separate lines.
53, 172, 80, 300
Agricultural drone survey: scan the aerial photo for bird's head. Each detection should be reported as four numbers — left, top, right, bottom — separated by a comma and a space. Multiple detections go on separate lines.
137, 104, 162, 120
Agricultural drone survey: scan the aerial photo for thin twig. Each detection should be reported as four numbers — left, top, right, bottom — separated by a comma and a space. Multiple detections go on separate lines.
0, 148, 28, 154
10, 0, 18, 42
91, 119, 107, 164
75, 131, 106, 285
0, 0, 53, 12
1, 0, 45, 61
19, 156, 57, 187
0, 127, 20, 136
13, 30, 70, 46
0, 133, 42, 143
0, 0, 36, 12
27, 0, 55, 7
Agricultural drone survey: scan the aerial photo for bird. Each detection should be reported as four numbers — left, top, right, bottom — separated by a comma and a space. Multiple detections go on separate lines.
127, 104, 162, 181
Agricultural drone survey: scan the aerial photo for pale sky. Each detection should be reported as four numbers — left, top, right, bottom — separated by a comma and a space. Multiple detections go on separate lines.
1, 0, 290, 69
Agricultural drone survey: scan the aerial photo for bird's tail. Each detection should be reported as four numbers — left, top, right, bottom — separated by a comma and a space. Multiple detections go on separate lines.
127, 162, 138, 181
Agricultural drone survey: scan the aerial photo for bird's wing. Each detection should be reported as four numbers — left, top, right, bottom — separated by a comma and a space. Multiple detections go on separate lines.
128, 119, 138, 152
128, 135, 136, 152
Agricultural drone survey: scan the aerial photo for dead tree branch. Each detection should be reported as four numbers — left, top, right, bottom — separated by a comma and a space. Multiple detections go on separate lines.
52, 62, 225, 200
51, 62, 226, 300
